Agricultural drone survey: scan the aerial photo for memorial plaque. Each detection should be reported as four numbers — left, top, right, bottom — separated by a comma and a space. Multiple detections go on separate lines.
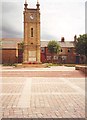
29, 51, 36, 61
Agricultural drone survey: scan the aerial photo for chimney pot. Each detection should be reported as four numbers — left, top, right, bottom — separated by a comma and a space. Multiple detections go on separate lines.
61, 37, 65, 42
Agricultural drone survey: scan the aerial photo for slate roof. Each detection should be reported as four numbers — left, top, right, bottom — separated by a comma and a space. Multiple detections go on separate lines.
1, 38, 23, 49
41, 41, 75, 48
1, 38, 75, 49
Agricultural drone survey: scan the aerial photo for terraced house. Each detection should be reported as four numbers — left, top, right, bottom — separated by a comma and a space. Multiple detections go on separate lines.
1, 36, 78, 64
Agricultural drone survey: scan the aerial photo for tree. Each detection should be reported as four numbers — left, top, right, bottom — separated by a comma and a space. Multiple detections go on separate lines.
76, 34, 87, 62
47, 40, 60, 63
20, 41, 24, 53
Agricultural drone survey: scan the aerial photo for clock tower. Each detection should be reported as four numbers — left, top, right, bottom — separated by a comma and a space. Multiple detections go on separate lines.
23, 0, 41, 63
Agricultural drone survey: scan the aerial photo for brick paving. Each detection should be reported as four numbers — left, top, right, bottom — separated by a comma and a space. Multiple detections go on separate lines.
0, 66, 86, 118
1, 71, 85, 78
1, 66, 86, 78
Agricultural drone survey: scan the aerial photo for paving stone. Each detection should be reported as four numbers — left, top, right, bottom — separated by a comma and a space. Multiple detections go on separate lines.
1, 66, 85, 118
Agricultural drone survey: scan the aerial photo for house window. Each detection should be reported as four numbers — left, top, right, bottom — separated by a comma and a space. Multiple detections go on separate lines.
62, 56, 67, 60
41, 47, 45, 53
61, 49, 63, 52
53, 56, 58, 60
31, 28, 33, 37
47, 56, 51, 60
68, 49, 71, 52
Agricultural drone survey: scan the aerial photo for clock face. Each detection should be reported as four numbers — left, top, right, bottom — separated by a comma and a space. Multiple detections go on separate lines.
30, 15, 34, 20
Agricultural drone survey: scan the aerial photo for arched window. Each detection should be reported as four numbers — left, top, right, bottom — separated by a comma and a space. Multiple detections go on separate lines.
31, 28, 33, 37
68, 49, 70, 52
68, 49, 71, 52
61, 49, 63, 52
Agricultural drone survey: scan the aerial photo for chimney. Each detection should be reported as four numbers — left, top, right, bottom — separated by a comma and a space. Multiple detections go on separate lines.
61, 37, 65, 42
74, 35, 77, 42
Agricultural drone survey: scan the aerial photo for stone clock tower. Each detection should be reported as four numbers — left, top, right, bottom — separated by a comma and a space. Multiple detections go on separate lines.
23, 0, 41, 63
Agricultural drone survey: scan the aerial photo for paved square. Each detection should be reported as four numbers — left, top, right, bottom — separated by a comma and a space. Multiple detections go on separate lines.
0, 66, 86, 118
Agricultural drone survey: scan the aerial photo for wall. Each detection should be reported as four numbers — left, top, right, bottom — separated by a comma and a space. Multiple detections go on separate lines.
2, 49, 17, 64
41, 47, 76, 63
2, 47, 76, 64
0, 49, 2, 63
75, 65, 87, 74
18, 49, 23, 63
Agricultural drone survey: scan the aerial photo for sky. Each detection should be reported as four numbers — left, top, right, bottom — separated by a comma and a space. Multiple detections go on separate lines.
85, 1, 87, 33
0, 0, 86, 41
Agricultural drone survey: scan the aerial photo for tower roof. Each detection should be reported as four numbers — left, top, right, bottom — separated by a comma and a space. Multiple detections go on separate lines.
24, 0, 28, 10
37, 0, 39, 4
25, 0, 27, 4
36, 0, 40, 10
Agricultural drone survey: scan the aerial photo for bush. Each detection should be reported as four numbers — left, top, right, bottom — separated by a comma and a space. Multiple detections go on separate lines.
47, 63, 63, 66
2, 63, 17, 67
64, 64, 76, 67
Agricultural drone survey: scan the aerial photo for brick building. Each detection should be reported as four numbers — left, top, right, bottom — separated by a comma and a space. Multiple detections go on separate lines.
41, 38, 76, 64
1, 38, 22, 64
23, 1, 41, 63
1, 1, 78, 64
1, 37, 77, 64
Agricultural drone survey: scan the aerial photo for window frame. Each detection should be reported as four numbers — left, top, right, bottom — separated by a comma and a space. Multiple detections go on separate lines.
31, 28, 34, 37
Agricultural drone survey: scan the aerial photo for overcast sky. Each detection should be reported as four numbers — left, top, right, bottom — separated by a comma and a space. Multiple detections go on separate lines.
0, 0, 86, 41
85, 1, 87, 33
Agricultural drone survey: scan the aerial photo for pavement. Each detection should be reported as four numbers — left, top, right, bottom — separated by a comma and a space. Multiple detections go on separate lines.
0, 66, 86, 118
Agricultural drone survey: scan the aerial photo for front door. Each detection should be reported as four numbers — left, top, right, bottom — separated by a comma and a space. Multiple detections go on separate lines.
76, 55, 80, 64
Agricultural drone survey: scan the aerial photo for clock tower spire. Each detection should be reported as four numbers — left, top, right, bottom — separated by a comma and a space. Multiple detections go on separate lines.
37, 0, 39, 4
36, 0, 40, 10
24, 0, 28, 10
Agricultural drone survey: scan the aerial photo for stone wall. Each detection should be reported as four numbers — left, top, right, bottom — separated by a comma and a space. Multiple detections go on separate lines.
75, 65, 87, 74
